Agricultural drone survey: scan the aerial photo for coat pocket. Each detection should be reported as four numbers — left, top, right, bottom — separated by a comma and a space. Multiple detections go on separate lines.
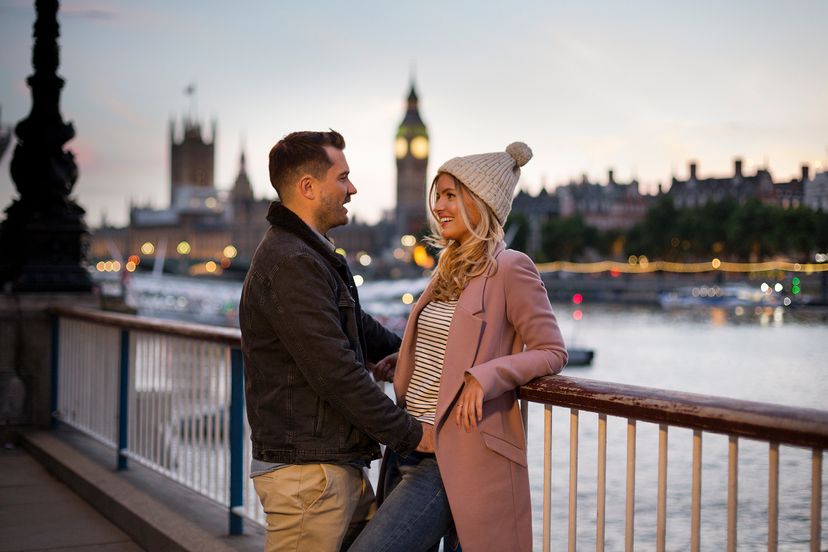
313, 396, 325, 437
481, 431, 528, 467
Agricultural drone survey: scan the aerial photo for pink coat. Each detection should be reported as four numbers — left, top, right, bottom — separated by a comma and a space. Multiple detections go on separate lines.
393, 244, 568, 552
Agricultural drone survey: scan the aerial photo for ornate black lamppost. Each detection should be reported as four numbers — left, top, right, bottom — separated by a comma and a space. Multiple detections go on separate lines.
0, 0, 92, 292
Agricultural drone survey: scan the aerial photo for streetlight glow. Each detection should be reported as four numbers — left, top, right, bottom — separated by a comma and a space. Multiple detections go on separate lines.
177, 241, 191, 255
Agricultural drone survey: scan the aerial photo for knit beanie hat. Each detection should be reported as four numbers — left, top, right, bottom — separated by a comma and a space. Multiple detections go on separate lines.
437, 142, 533, 223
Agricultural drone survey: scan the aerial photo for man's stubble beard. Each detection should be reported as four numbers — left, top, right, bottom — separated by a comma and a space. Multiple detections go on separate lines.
318, 195, 349, 233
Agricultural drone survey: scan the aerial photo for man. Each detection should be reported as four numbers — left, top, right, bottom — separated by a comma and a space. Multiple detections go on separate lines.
239, 130, 430, 552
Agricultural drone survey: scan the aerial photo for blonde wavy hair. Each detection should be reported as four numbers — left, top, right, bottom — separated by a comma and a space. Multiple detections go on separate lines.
426, 173, 505, 301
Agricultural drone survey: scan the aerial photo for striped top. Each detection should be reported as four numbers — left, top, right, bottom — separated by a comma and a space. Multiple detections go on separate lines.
406, 300, 458, 425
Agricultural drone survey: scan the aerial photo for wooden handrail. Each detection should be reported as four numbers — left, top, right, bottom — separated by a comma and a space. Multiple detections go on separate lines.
49, 306, 241, 345
519, 375, 828, 449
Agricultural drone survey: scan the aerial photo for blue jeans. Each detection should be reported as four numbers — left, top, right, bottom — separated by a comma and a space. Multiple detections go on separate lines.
348, 451, 460, 552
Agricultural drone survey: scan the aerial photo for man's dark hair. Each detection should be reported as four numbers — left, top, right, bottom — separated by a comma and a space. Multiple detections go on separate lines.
268, 130, 346, 198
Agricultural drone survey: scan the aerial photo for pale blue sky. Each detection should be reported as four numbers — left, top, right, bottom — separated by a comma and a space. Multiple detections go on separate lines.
1, 0, 826, 226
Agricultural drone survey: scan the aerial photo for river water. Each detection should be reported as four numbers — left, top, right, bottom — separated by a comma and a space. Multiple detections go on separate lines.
532, 304, 827, 551
120, 274, 827, 550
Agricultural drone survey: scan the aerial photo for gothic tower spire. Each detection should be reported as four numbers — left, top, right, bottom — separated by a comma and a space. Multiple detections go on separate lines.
395, 78, 429, 239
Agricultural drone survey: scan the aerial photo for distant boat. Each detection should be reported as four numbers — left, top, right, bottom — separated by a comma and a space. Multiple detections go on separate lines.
567, 347, 594, 367
659, 283, 781, 309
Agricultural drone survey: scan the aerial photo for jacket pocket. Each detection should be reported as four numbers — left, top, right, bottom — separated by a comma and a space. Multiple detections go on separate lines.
313, 397, 325, 438
337, 289, 360, 351
481, 431, 528, 467
337, 289, 356, 308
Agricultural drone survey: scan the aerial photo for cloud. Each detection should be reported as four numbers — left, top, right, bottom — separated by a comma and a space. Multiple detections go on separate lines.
61, 1, 118, 21
62, 8, 117, 21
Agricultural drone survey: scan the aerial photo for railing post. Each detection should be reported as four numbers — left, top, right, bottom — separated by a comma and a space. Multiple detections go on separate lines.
50, 316, 59, 429
229, 347, 245, 535
117, 329, 130, 470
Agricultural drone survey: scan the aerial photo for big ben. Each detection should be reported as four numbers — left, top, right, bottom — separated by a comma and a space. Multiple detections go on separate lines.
395, 81, 429, 239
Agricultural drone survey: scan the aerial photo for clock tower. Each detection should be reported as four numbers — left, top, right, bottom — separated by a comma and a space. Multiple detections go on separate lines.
395, 81, 429, 239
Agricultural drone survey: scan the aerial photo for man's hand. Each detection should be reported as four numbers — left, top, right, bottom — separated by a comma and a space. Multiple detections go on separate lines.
455, 373, 484, 432
415, 422, 435, 453
372, 352, 398, 382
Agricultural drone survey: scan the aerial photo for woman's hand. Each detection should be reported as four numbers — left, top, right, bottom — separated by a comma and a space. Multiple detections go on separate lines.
455, 373, 484, 432
372, 352, 398, 382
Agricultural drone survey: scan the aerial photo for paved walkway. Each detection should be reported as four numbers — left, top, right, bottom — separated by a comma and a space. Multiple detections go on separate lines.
0, 444, 142, 552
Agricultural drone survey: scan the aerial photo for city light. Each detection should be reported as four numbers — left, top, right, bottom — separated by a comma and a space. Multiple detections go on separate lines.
572, 293, 583, 305
393, 248, 406, 260
357, 252, 372, 266
205, 261, 217, 273
401, 293, 414, 305
792, 277, 801, 286
572, 310, 583, 321
353, 275, 364, 286
401, 235, 417, 247
774, 283, 783, 292
792, 285, 801, 295
760, 283, 770, 293
783, 297, 792, 306
413, 245, 434, 269
177, 241, 191, 255
223, 245, 238, 259
534, 260, 828, 274
128, 255, 140, 265
335, 247, 346, 256
711, 258, 721, 269
96, 261, 105, 272
125, 261, 136, 272
140, 242, 155, 255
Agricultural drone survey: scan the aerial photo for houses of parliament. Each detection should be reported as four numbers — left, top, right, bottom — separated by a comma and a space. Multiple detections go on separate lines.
90, 82, 432, 277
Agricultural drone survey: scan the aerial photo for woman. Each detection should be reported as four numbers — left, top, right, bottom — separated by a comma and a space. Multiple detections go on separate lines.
350, 142, 567, 552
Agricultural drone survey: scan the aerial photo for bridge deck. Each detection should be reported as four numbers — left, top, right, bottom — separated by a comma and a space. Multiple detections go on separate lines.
0, 443, 141, 551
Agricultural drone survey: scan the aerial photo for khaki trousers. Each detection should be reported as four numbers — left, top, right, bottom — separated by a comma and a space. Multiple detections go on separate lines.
253, 463, 376, 552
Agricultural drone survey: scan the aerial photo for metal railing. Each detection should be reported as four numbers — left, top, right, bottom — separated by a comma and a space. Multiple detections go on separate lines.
50, 306, 261, 533
50, 306, 827, 549
519, 377, 828, 552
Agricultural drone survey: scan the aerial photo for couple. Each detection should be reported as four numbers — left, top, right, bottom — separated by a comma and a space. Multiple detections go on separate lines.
239, 130, 568, 552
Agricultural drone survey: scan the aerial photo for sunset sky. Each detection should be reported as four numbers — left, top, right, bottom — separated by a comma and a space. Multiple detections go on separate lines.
1, 0, 826, 227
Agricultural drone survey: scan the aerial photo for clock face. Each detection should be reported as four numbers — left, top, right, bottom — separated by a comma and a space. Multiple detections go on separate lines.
411, 136, 429, 159
395, 137, 408, 159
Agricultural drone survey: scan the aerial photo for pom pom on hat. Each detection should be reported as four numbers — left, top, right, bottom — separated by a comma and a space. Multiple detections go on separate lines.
506, 142, 533, 167
437, 142, 533, 223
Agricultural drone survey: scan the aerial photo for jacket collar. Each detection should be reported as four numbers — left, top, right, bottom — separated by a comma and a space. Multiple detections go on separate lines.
266, 201, 345, 268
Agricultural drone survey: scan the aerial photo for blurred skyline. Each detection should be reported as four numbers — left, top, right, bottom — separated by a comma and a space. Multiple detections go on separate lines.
1, 0, 826, 227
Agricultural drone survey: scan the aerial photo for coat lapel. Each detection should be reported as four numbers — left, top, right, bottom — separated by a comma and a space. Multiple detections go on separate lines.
394, 278, 435, 403
433, 301, 485, 428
